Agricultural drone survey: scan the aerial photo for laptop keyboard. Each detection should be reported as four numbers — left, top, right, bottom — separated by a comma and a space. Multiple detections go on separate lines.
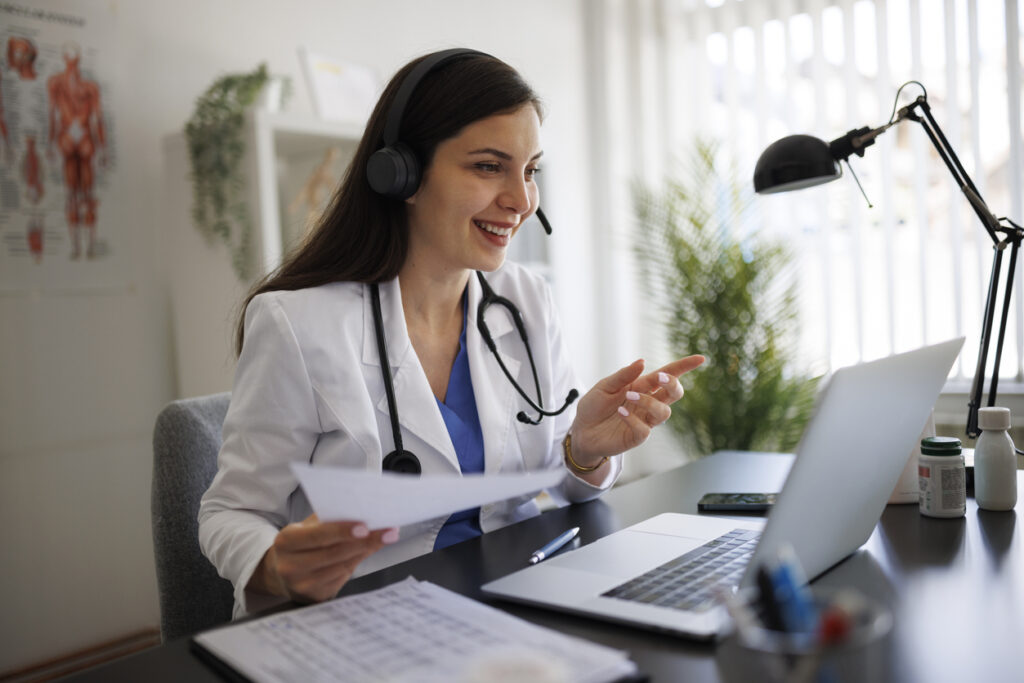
601, 528, 760, 613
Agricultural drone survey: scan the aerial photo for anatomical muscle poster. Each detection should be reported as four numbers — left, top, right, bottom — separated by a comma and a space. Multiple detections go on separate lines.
0, 1, 120, 290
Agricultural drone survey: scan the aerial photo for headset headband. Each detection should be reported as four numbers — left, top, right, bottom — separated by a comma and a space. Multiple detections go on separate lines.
381, 48, 490, 147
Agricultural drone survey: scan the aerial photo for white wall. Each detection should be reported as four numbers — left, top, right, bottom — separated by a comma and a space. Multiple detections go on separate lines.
0, 0, 598, 671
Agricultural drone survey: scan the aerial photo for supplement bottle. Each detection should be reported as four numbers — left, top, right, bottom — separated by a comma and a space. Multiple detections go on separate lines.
918, 436, 965, 518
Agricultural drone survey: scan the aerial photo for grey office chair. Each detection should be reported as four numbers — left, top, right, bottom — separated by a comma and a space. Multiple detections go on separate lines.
151, 392, 235, 641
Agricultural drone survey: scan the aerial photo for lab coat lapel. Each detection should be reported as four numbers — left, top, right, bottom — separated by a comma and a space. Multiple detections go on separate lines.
466, 272, 521, 474
362, 279, 460, 472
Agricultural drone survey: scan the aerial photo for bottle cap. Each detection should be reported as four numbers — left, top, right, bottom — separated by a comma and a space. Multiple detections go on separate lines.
978, 407, 1011, 431
920, 436, 962, 456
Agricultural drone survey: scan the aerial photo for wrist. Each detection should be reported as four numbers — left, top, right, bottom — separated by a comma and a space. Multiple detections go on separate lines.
563, 432, 609, 474
250, 546, 287, 598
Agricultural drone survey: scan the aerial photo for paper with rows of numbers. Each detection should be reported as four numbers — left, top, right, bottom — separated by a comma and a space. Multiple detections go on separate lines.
193, 577, 638, 683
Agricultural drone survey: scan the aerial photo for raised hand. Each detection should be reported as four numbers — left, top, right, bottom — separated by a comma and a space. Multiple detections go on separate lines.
568, 355, 705, 470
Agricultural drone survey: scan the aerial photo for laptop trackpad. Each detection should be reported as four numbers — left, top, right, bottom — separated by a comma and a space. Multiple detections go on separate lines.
547, 529, 703, 580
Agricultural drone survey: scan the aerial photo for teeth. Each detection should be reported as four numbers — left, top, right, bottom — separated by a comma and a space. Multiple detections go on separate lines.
476, 221, 513, 237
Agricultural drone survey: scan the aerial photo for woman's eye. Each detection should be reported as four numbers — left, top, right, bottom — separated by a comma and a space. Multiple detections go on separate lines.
526, 167, 542, 179
475, 162, 501, 173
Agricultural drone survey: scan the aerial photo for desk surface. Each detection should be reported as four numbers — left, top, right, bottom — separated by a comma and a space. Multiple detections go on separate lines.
66, 451, 1024, 683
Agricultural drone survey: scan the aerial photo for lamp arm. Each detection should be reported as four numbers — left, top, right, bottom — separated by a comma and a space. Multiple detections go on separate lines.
901, 98, 1024, 438
907, 97, 1001, 244
967, 242, 1011, 438
987, 244, 1018, 409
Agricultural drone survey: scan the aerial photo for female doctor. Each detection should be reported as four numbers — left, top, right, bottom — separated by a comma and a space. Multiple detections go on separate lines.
198, 49, 705, 618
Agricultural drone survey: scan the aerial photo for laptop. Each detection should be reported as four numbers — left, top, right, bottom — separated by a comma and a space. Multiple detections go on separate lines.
482, 338, 964, 640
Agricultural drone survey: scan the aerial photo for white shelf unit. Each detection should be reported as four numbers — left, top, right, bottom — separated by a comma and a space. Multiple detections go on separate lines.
164, 110, 363, 397
248, 110, 363, 275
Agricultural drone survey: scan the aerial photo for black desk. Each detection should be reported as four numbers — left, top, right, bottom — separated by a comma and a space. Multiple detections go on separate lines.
66, 451, 1024, 682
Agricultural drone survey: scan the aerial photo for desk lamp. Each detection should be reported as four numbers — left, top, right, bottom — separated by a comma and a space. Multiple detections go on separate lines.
752, 82, 1023, 439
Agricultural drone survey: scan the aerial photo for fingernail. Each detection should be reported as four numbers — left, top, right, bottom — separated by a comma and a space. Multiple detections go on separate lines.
626, 391, 640, 401
658, 372, 670, 384
382, 528, 400, 545
618, 406, 630, 417
352, 524, 369, 539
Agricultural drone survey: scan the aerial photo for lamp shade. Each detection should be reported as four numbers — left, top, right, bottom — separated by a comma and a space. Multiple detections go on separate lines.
753, 134, 841, 194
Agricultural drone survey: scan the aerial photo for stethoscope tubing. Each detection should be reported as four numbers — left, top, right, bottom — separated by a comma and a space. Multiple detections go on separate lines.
370, 282, 407, 457
371, 273, 578, 473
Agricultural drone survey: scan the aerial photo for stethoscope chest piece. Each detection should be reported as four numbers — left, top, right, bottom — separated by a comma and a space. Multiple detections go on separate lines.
382, 449, 422, 475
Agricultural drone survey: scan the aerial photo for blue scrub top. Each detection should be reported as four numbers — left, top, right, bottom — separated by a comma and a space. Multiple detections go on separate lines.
433, 293, 485, 550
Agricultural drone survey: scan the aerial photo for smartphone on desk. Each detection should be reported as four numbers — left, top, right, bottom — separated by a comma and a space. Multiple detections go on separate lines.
697, 492, 777, 513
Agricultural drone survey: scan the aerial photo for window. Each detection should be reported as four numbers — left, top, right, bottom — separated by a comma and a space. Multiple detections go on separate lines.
585, 0, 1024, 428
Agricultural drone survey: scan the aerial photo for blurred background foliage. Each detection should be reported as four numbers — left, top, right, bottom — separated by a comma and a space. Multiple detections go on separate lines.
633, 139, 821, 456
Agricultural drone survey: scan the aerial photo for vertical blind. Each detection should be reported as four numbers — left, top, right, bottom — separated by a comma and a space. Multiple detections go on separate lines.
600, 0, 1024, 388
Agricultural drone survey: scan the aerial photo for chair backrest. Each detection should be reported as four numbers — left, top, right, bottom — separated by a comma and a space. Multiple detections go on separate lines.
151, 392, 234, 641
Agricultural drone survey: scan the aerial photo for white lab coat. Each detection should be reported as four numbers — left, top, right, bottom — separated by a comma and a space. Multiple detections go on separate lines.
198, 261, 621, 617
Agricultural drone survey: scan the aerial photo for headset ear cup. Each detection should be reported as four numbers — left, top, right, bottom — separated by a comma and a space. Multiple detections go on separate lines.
367, 142, 421, 199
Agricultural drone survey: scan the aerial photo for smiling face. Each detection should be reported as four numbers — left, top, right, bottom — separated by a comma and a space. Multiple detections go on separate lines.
404, 104, 542, 279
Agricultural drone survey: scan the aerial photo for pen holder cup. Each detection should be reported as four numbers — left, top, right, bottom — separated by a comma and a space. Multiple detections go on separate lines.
715, 588, 893, 683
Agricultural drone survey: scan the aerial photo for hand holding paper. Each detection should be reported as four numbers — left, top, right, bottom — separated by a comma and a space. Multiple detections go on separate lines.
291, 464, 565, 529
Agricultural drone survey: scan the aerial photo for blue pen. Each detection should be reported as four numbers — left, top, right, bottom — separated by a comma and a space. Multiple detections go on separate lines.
529, 526, 580, 564
768, 547, 818, 634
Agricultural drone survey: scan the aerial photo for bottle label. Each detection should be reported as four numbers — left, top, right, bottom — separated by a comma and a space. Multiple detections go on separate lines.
919, 460, 966, 517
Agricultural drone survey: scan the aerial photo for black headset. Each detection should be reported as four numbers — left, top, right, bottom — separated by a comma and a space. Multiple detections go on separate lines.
368, 48, 574, 475
367, 48, 487, 200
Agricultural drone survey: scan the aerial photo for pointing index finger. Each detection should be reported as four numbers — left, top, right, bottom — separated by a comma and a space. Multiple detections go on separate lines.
661, 355, 706, 377
631, 355, 705, 394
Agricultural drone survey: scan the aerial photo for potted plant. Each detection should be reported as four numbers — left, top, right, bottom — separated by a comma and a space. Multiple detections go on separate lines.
633, 138, 820, 457
184, 63, 287, 280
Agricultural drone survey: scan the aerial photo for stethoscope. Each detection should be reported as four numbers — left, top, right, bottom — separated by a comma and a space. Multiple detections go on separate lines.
371, 209, 578, 474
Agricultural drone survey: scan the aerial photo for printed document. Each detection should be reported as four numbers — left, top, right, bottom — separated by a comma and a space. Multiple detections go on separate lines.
291, 464, 564, 528
193, 577, 638, 683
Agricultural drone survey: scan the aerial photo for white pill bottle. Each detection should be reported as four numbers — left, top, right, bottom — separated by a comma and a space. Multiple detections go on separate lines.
974, 407, 1018, 511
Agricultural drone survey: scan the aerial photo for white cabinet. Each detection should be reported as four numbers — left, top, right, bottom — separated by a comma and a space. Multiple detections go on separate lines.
163, 110, 362, 397
247, 110, 362, 274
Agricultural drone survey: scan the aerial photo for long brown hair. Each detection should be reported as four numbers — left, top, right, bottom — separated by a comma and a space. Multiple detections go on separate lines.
234, 50, 542, 354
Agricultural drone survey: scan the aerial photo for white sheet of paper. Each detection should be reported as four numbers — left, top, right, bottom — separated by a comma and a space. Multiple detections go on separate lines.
291, 464, 565, 529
